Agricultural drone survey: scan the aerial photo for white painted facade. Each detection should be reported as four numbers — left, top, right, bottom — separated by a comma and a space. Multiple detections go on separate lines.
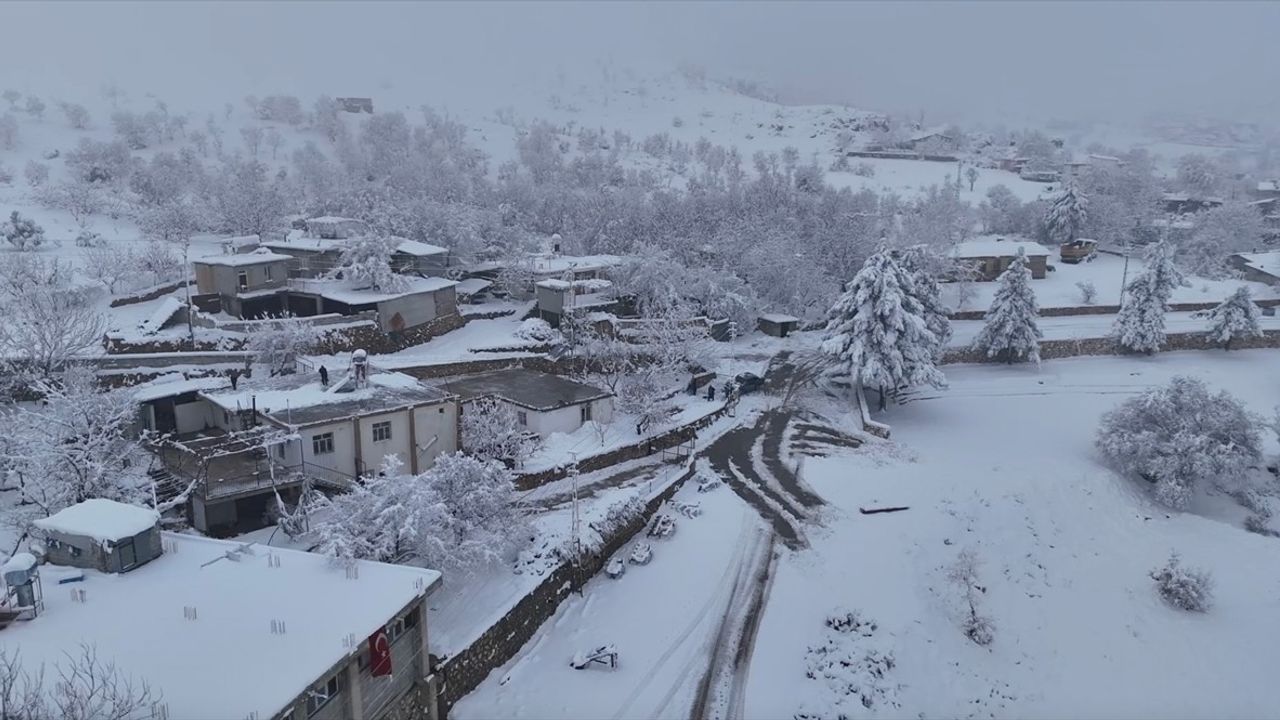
290, 400, 459, 479
474, 396, 615, 439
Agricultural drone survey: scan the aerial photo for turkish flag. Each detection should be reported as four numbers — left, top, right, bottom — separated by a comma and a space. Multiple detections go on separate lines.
368, 628, 393, 677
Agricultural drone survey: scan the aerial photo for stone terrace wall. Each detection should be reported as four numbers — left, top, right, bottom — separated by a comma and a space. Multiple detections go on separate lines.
108, 279, 193, 308
949, 298, 1280, 321
512, 402, 732, 490
434, 466, 693, 717
943, 328, 1280, 364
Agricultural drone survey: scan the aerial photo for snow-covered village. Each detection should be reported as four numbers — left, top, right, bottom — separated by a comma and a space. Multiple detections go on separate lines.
3, 2, 1280, 719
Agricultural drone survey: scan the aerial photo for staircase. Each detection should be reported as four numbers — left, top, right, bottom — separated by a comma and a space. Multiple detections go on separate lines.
148, 467, 190, 508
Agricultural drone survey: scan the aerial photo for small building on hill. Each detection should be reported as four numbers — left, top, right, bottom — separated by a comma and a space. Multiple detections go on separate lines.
1229, 251, 1280, 286
336, 97, 374, 113
192, 249, 293, 318
950, 238, 1050, 281
758, 313, 800, 338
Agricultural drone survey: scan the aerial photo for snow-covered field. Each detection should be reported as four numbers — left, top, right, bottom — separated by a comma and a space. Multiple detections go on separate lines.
749, 351, 1280, 719
456, 350, 1280, 719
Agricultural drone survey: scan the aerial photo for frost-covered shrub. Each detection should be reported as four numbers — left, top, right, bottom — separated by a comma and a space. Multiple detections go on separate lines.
24, 160, 48, 187
461, 397, 539, 465
1076, 280, 1097, 305
852, 161, 876, 178
513, 318, 561, 344
596, 495, 646, 539
947, 549, 994, 646
1151, 552, 1213, 612
1096, 376, 1261, 509
801, 609, 898, 714
3, 211, 45, 250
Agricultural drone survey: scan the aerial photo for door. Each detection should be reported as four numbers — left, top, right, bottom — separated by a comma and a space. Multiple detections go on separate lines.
153, 399, 178, 435
117, 538, 137, 571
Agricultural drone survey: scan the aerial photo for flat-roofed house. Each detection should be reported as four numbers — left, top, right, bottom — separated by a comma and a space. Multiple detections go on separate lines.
192, 248, 293, 318
441, 368, 614, 439
950, 237, 1051, 281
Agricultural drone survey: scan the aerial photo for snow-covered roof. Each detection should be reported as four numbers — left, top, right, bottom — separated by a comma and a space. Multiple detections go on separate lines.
308, 215, 361, 224
132, 375, 231, 403
1257, 181, 1279, 193
3, 532, 440, 720
950, 239, 1050, 259
456, 278, 492, 296
395, 239, 449, 257
288, 276, 457, 305
262, 236, 349, 254
1161, 192, 1224, 204
759, 313, 800, 324
221, 234, 261, 248
440, 368, 611, 411
536, 279, 572, 291
193, 248, 293, 267
527, 254, 623, 275
136, 297, 184, 336
2, 552, 37, 575
33, 499, 159, 542
1235, 251, 1280, 277
204, 370, 448, 424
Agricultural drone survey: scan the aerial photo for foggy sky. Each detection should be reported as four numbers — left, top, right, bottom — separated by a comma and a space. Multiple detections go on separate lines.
2, 1, 1276, 124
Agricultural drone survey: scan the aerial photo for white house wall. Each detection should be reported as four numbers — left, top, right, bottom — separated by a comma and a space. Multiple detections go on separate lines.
302, 420, 358, 478
525, 397, 615, 438
412, 402, 458, 472
357, 411, 412, 476
173, 400, 214, 435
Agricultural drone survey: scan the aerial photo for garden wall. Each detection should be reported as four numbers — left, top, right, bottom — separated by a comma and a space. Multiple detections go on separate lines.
434, 465, 693, 717
943, 328, 1280, 365
949, 298, 1280, 321
108, 278, 193, 308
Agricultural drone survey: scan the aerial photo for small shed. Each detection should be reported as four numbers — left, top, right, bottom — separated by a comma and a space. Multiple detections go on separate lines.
951, 239, 1051, 281
33, 500, 163, 574
758, 313, 800, 338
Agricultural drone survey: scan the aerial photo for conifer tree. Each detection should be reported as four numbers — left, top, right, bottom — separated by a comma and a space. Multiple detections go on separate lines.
972, 249, 1042, 363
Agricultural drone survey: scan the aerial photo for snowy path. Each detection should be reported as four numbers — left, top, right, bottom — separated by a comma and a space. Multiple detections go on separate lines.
451, 484, 770, 720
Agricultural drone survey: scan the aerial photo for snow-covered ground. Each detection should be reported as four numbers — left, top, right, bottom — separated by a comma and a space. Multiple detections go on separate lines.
944, 251, 1280, 312
456, 350, 1280, 719
748, 351, 1280, 719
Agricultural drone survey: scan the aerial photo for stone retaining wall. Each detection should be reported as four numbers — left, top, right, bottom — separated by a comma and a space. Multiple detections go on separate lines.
943, 328, 1280, 364
435, 466, 692, 716
950, 298, 1280, 321
512, 403, 732, 490
108, 279, 193, 308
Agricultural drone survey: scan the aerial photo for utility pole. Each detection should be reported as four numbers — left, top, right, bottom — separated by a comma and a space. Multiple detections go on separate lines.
568, 453, 582, 595
184, 237, 195, 348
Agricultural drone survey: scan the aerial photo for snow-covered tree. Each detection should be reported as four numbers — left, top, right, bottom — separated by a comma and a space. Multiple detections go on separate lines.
821, 249, 944, 409
1175, 153, 1219, 197
1045, 179, 1089, 244
81, 245, 142, 294
22, 95, 44, 121
137, 199, 204, 243
59, 101, 91, 130
326, 234, 409, 292
1, 89, 18, 109
0, 643, 159, 720
1206, 286, 1263, 350
34, 180, 104, 230
23, 160, 48, 187
1180, 201, 1266, 278
461, 398, 539, 465
0, 257, 107, 376
1151, 552, 1214, 612
2, 211, 45, 250
0, 114, 17, 151
207, 159, 286, 237
947, 548, 994, 646
896, 244, 952, 358
240, 125, 264, 158
971, 249, 1042, 363
65, 138, 132, 183
1112, 242, 1185, 354
311, 453, 524, 573
1076, 280, 1097, 305
1096, 376, 1261, 509
244, 314, 326, 376
0, 367, 147, 529
965, 166, 978, 192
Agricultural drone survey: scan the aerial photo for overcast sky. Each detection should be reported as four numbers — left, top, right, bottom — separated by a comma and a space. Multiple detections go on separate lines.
3, 1, 1276, 124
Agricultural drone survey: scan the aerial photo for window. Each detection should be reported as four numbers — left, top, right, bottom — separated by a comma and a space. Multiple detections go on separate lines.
386, 609, 421, 643
372, 421, 392, 442
68, 545, 82, 558
580, 404, 593, 423
237, 271, 248, 290
306, 674, 341, 717
263, 265, 274, 281
516, 410, 528, 426
312, 432, 335, 455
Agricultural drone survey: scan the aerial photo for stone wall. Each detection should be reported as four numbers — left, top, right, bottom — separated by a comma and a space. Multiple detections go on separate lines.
108, 279, 193, 308
950, 298, 1280, 321
943, 328, 1280, 365
103, 335, 241, 354
314, 313, 467, 356
512, 403, 732, 490
434, 466, 692, 717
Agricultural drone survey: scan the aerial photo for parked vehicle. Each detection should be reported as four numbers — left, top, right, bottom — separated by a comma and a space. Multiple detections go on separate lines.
605, 557, 626, 578
1059, 238, 1098, 264
628, 543, 653, 565
734, 372, 765, 394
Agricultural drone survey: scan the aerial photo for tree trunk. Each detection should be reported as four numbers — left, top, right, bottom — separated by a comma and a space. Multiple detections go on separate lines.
878, 385, 887, 411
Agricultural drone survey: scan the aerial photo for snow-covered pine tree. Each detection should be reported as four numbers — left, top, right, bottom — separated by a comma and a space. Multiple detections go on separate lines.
1045, 179, 1089, 244
897, 245, 953, 359
971, 249, 1042, 363
821, 249, 944, 409
1113, 242, 1185, 354
1205, 286, 1262, 350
